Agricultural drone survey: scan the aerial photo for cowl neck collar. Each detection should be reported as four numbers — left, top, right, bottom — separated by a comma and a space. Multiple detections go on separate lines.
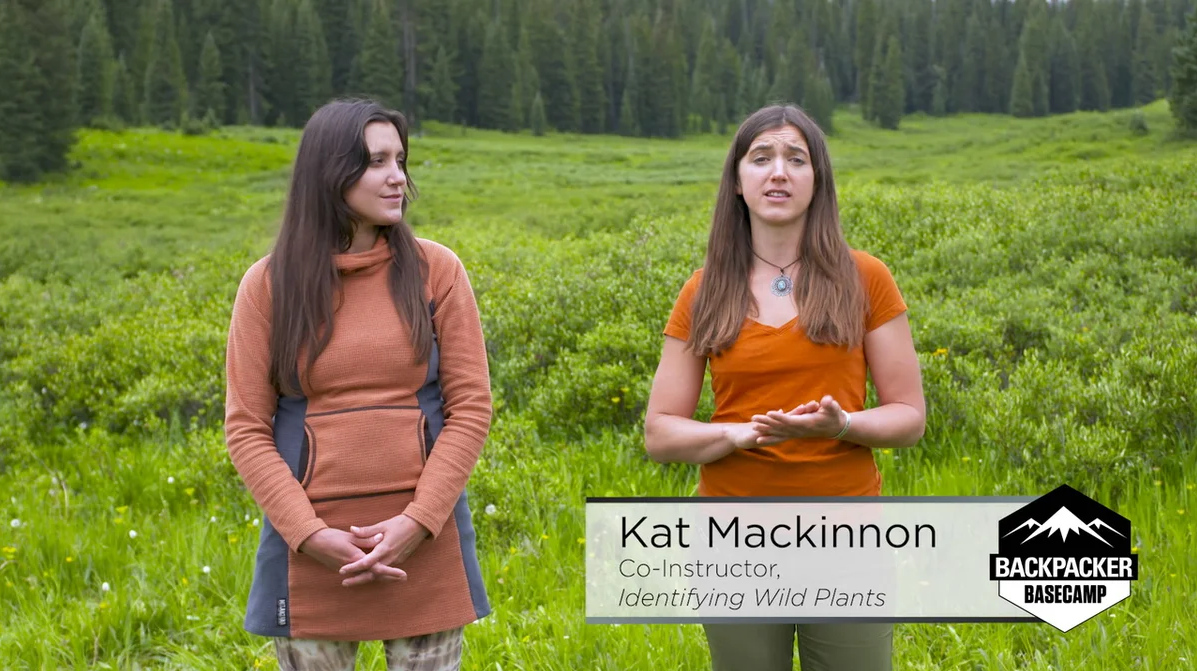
333, 232, 392, 275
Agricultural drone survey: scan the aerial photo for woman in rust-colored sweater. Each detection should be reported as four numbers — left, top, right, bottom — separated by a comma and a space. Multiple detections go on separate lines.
644, 105, 926, 670
224, 99, 492, 670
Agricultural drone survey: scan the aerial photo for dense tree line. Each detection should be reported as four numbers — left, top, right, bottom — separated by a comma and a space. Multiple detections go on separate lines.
2, 0, 1196, 182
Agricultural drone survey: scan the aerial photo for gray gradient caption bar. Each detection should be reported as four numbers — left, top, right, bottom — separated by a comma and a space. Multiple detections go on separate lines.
585, 497, 1038, 624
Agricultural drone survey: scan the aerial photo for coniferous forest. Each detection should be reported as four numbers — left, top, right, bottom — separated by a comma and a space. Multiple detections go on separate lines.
2, 0, 1197, 182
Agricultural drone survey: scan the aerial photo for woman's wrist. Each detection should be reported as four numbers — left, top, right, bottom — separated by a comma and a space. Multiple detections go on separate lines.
831, 410, 852, 440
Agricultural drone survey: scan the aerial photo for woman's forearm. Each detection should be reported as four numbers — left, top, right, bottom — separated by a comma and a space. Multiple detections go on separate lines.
644, 414, 741, 465
839, 402, 925, 449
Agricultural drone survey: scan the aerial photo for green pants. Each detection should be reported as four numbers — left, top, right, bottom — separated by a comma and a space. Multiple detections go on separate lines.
703, 623, 893, 671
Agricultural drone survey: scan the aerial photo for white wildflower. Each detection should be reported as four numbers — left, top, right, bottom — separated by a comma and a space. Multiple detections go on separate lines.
202, 566, 211, 575
101, 582, 110, 592
485, 504, 497, 515
209, 516, 217, 523
128, 530, 138, 539
9, 519, 19, 528
167, 477, 175, 484
252, 519, 260, 527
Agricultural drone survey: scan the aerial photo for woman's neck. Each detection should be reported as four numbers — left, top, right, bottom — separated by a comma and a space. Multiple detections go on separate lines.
346, 223, 380, 254
748, 216, 804, 268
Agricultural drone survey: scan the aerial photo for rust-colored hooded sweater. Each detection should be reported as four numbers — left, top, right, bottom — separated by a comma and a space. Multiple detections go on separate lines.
225, 235, 492, 640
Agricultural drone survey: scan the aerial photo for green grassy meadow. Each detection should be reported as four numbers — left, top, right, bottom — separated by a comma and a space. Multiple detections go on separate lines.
1, 100, 1195, 669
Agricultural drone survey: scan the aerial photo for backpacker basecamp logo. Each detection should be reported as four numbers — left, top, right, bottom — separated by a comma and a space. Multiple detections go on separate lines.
989, 484, 1138, 632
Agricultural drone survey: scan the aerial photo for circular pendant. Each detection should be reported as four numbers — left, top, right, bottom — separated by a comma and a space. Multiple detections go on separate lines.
770, 274, 793, 297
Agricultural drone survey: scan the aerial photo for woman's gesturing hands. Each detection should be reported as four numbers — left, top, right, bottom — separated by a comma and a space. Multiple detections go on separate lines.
745, 395, 849, 444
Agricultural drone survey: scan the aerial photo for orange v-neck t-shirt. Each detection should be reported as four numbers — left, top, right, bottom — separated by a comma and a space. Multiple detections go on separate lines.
663, 249, 907, 498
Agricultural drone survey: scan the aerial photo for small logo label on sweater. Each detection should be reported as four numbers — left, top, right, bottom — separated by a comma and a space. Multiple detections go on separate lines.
277, 598, 288, 626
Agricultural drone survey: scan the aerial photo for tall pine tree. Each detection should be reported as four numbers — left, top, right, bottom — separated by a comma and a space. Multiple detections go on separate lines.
1133, 4, 1159, 103
530, 3, 578, 132
476, 20, 514, 130
292, 0, 332, 124
855, 0, 878, 116
1015, 2, 1052, 116
1010, 56, 1036, 117
0, 0, 77, 182
424, 45, 458, 123
573, 0, 606, 133
1048, 20, 1078, 114
959, 11, 987, 112
349, 0, 403, 110
872, 36, 905, 129
691, 19, 718, 132
1079, 23, 1112, 110
1170, 9, 1197, 132
141, 0, 188, 125
530, 90, 547, 136
315, 0, 357, 93
76, 7, 117, 125
195, 30, 224, 122
804, 64, 836, 135
909, 0, 936, 113
112, 54, 138, 123
513, 23, 540, 132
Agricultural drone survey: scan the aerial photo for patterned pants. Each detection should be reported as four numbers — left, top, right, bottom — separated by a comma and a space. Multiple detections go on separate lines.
274, 627, 464, 671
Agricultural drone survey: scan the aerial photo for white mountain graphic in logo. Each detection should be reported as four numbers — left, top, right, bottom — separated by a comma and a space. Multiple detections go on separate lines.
1002, 506, 1126, 547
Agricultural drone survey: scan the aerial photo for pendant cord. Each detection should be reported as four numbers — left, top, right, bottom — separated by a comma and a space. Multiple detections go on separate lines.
751, 249, 800, 274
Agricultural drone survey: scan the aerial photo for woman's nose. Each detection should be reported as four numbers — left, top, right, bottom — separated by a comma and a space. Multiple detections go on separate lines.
770, 158, 788, 178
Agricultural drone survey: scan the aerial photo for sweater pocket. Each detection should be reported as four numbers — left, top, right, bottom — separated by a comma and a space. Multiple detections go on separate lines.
301, 405, 426, 503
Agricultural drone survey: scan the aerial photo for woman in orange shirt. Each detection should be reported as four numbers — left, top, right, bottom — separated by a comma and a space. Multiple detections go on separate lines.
644, 105, 926, 670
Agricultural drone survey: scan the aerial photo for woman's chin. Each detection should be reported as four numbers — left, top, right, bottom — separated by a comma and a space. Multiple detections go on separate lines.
753, 213, 805, 228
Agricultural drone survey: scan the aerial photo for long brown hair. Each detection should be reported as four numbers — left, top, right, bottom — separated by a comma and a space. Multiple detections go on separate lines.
689, 104, 867, 356
268, 99, 431, 397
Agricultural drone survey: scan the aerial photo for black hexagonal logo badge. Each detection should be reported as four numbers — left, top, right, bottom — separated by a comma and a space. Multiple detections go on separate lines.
989, 485, 1138, 631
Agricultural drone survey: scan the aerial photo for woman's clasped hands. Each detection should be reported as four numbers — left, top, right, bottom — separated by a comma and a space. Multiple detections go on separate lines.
298, 514, 431, 587
728, 395, 849, 449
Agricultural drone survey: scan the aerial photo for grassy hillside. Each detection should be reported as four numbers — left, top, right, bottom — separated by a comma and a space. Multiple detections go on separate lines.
0, 103, 1194, 669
